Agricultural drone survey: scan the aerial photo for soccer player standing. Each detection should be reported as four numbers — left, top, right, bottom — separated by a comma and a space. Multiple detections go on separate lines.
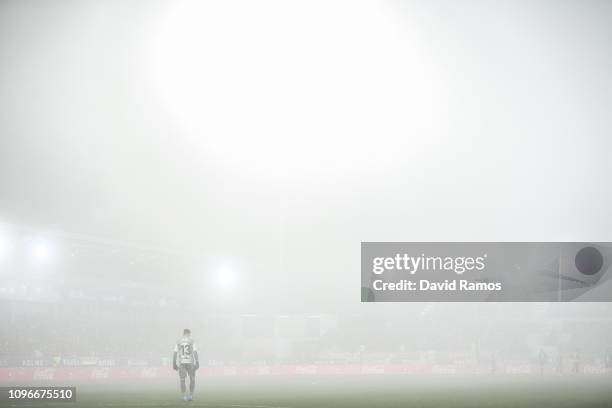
173, 329, 200, 402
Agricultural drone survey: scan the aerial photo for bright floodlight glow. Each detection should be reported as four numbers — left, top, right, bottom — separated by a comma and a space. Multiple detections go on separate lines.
31, 241, 51, 262
150, 0, 436, 178
0, 233, 6, 261
215, 266, 238, 292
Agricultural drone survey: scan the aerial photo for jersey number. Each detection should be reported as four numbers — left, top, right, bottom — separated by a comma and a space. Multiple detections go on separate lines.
181, 344, 191, 356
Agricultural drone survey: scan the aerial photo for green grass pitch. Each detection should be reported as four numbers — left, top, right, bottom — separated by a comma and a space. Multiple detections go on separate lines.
4, 375, 612, 408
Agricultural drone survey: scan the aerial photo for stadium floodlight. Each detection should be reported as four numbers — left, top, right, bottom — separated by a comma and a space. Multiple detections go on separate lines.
0, 233, 5, 262
31, 240, 52, 263
149, 0, 423, 178
215, 265, 238, 292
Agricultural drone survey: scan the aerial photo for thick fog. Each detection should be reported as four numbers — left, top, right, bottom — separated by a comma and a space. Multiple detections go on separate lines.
1, 0, 612, 376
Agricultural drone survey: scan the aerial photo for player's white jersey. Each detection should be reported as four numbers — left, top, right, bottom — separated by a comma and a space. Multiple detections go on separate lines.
174, 336, 197, 365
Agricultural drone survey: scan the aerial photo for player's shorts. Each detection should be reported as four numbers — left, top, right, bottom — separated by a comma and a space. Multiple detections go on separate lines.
178, 363, 196, 379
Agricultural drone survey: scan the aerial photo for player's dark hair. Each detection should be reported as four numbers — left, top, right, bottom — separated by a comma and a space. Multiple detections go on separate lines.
183, 328, 191, 335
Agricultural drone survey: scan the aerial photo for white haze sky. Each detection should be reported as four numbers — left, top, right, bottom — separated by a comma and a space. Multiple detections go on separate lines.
0, 0, 612, 312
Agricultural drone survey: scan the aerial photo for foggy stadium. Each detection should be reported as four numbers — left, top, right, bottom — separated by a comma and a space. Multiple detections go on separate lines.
1, 0, 612, 407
